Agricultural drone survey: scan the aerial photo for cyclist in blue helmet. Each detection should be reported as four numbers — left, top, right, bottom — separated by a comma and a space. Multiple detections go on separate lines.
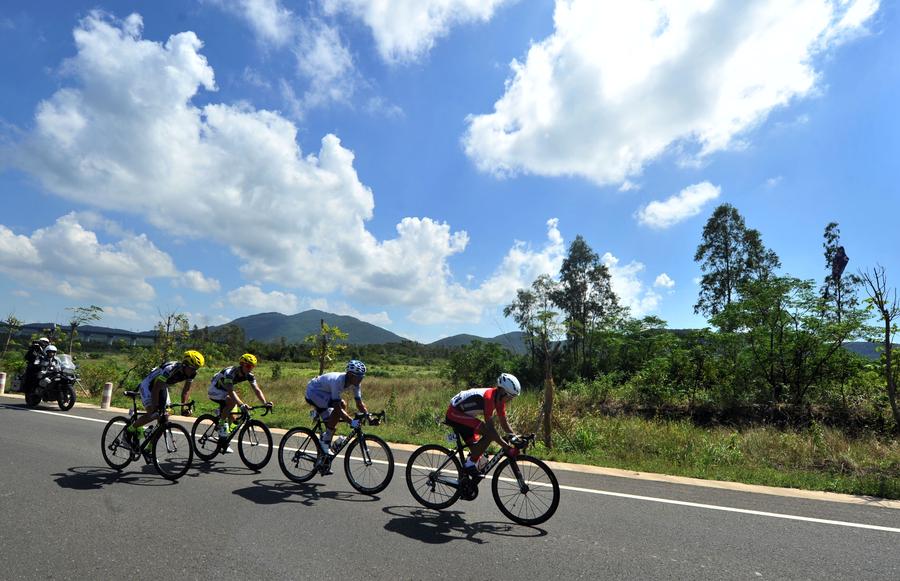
305, 360, 370, 462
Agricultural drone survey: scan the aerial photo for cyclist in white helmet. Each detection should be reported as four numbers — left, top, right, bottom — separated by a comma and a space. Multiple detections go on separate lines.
305, 359, 370, 462
445, 372, 521, 476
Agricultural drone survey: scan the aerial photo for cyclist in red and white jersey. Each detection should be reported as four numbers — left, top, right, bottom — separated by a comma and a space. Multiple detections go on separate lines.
445, 373, 521, 475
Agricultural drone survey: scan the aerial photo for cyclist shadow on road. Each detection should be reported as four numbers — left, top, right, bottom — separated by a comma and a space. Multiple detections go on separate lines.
187, 459, 261, 477
53, 466, 176, 490
232, 478, 381, 507
381, 506, 547, 545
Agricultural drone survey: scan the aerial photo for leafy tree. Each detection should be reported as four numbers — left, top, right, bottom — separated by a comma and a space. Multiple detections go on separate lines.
305, 319, 348, 375
444, 340, 516, 388
65, 305, 103, 354
504, 287, 537, 368
714, 277, 866, 405
821, 222, 860, 324
694, 204, 780, 321
551, 235, 623, 376
1, 314, 23, 360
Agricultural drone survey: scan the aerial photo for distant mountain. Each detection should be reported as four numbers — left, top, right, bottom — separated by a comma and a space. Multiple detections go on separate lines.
844, 341, 891, 361
221, 310, 408, 345
429, 331, 528, 354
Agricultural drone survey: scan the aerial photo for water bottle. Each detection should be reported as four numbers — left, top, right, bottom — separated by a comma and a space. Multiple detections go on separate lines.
144, 425, 154, 441
476, 454, 489, 471
330, 436, 346, 453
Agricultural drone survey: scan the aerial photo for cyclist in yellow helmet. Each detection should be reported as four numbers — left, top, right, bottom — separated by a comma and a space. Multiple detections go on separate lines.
207, 353, 272, 446
129, 350, 205, 437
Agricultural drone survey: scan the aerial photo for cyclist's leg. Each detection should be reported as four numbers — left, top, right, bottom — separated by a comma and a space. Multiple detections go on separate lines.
470, 417, 502, 458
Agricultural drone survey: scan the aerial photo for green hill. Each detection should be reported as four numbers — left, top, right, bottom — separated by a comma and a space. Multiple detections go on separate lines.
222, 310, 408, 344
429, 331, 527, 354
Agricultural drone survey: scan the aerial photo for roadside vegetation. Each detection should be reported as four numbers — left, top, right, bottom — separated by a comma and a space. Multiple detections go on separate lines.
2, 207, 899, 498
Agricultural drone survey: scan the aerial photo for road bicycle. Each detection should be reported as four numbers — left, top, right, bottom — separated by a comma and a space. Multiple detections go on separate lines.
405, 430, 560, 526
100, 391, 195, 481
278, 410, 393, 494
191, 403, 274, 471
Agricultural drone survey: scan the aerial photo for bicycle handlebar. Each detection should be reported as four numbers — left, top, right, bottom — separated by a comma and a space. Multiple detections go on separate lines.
243, 403, 273, 417
353, 410, 386, 426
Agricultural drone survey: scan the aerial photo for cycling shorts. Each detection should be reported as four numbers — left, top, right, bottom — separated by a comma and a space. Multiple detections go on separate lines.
445, 405, 482, 445
305, 389, 337, 420
140, 382, 171, 410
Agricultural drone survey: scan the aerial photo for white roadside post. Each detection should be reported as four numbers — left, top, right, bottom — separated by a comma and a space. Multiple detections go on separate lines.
0, 372, 6, 395
100, 381, 113, 409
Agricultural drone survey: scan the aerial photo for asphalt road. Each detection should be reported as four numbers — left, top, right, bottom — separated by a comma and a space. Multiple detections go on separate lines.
1, 395, 898, 580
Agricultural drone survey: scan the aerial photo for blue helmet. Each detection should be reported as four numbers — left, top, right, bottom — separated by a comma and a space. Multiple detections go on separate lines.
346, 359, 367, 377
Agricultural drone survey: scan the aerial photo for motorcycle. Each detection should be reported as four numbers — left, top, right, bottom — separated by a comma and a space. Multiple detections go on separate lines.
24, 353, 79, 411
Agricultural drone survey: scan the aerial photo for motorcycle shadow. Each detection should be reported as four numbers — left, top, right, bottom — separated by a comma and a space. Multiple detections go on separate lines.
381, 505, 548, 544
232, 478, 380, 506
53, 465, 177, 489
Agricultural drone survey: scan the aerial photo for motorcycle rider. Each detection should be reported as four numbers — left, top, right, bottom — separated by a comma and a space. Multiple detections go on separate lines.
22, 337, 49, 394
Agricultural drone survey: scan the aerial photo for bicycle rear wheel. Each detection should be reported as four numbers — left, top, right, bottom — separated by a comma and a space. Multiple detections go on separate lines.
238, 419, 273, 471
405, 445, 463, 510
343, 434, 394, 494
152, 423, 193, 481
191, 414, 220, 461
491, 455, 560, 526
100, 416, 134, 470
278, 427, 320, 483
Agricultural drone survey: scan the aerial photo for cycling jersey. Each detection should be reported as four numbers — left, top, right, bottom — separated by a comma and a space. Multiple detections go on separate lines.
208, 365, 257, 401
306, 372, 362, 403
138, 361, 192, 408
445, 387, 506, 444
449, 387, 506, 419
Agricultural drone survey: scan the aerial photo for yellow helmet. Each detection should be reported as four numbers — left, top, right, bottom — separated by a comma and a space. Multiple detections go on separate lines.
182, 350, 205, 368
239, 353, 258, 366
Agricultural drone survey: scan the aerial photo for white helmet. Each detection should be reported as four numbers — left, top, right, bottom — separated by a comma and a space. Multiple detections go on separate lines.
38, 337, 50, 346
497, 373, 521, 397
45, 345, 58, 355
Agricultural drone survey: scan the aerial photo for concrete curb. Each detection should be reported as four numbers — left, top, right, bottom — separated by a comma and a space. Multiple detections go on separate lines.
2, 392, 898, 509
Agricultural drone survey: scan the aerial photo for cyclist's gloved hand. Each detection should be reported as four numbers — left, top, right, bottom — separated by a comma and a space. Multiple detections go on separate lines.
350, 418, 361, 429
265, 401, 274, 408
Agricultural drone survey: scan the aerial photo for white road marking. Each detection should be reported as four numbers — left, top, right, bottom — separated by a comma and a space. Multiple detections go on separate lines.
11, 405, 900, 534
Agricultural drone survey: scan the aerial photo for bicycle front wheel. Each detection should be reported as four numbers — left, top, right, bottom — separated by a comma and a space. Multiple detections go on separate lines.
343, 434, 394, 494
405, 444, 462, 510
152, 423, 193, 481
191, 414, 220, 461
238, 419, 273, 471
278, 427, 320, 483
491, 455, 560, 526
100, 416, 134, 470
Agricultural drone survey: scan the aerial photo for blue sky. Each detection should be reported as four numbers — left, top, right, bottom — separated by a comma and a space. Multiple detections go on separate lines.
0, 0, 897, 343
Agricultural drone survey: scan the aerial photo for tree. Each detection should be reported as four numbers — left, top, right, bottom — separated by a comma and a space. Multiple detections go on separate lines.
716, 277, 866, 405
305, 319, 348, 375
65, 305, 103, 354
821, 222, 859, 324
1, 314, 23, 360
551, 235, 622, 376
859, 266, 900, 429
155, 310, 191, 363
504, 288, 537, 369
694, 204, 780, 321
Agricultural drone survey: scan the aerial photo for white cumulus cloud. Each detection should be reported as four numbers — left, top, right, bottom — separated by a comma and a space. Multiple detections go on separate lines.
654, 273, 675, 289
464, 0, 879, 186
636, 182, 721, 229
323, 0, 515, 63
602, 252, 661, 317
227, 285, 300, 314
177, 270, 221, 293
7, 13, 576, 327
0, 213, 178, 303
